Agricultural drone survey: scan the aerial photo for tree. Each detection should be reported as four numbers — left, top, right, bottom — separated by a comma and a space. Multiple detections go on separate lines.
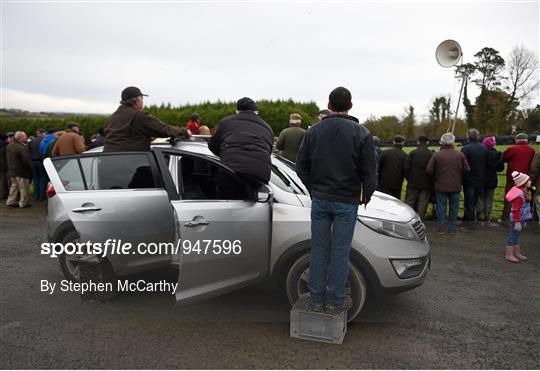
472, 47, 506, 91
427, 96, 452, 136
462, 79, 474, 128
506, 45, 539, 108
363, 115, 402, 140
473, 90, 513, 134
454, 62, 476, 128
522, 105, 540, 133
401, 106, 416, 139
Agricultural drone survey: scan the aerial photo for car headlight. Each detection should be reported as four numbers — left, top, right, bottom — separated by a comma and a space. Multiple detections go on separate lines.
358, 216, 417, 240
390, 258, 426, 278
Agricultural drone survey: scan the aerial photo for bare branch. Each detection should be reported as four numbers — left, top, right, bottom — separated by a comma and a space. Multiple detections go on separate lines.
507, 45, 539, 107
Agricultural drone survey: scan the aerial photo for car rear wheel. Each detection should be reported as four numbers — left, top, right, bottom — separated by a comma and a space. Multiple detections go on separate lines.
285, 253, 367, 322
59, 229, 82, 282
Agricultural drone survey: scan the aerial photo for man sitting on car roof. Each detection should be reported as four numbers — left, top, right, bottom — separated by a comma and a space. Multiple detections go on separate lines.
208, 97, 274, 188
104, 86, 190, 152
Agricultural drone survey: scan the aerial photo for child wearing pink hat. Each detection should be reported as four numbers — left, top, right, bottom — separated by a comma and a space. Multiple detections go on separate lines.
504, 171, 532, 262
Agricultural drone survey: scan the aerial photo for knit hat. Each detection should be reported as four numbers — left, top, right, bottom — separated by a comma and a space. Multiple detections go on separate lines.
290, 113, 302, 124
515, 132, 528, 142
512, 171, 530, 187
393, 135, 405, 144
236, 97, 258, 112
482, 136, 496, 148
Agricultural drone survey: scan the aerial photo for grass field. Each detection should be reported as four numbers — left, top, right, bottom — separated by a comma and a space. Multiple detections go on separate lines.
26, 144, 538, 221
399, 144, 540, 220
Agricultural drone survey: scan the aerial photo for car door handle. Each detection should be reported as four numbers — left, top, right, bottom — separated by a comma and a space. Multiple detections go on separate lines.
72, 206, 102, 213
184, 220, 210, 227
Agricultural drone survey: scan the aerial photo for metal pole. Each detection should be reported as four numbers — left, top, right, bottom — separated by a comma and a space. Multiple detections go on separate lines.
450, 75, 466, 134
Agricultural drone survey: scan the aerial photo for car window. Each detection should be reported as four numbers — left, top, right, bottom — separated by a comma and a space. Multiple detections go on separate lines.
179, 156, 247, 200
270, 161, 305, 195
79, 155, 157, 190
53, 158, 85, 191
53, 154, 160, 191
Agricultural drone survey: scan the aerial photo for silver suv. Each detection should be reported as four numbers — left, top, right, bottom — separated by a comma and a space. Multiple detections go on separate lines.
43, 140, 430, 321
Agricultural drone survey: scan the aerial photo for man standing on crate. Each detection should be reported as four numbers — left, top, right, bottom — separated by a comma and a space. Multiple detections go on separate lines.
296, 87, 377, 314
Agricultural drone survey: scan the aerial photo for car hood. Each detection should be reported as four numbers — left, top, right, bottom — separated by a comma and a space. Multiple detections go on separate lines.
296, 191, 417, 223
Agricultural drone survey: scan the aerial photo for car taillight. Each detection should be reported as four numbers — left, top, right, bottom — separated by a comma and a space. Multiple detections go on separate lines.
46, 180, 70, 198
46, 182, 56, 198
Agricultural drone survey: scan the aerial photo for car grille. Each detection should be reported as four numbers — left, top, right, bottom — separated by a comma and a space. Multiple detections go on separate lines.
411, 219, 426, 241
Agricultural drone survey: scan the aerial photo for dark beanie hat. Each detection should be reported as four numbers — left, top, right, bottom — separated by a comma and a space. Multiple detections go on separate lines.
394, 135, 405, 143
236, 97, 258, 112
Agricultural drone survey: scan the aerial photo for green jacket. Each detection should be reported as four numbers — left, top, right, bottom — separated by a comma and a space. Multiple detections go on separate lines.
276, 126, 306, 162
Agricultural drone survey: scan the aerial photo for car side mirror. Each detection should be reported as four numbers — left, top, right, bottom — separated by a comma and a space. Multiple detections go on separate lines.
257, 184, 274, 203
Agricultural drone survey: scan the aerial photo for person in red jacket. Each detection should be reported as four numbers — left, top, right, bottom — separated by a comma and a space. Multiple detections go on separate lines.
501, 133, 535, 221
186, 113, 210, 135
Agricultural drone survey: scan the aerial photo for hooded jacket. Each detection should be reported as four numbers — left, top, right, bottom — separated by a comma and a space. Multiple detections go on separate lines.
39, 134, 57, 157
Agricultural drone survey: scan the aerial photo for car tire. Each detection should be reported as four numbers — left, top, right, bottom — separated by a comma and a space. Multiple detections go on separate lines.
285, 253, 367, 322
59, 229, 82, 282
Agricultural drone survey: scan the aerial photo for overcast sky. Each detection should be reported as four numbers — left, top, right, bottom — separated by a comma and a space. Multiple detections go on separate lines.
1, 0, 538, 123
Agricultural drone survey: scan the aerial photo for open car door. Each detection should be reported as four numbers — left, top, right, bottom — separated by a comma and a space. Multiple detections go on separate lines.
43, 152, 174, 276
153, 148, 273, 305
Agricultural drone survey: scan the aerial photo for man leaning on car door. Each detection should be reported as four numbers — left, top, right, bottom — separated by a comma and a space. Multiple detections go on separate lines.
296, 86, 377, 315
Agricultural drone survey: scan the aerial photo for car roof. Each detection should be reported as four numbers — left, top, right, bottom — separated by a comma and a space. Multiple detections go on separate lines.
170, 139, 216, 157
87, 138, 296, 168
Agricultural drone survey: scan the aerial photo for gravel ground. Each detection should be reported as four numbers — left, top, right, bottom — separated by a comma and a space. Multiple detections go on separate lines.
1, 201, 539, 369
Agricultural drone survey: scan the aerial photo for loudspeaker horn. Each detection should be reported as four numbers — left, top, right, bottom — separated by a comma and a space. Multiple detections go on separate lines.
435, 39, 462, 67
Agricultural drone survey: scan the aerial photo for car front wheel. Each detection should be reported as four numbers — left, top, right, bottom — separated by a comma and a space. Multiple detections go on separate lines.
285, 253, 367, 322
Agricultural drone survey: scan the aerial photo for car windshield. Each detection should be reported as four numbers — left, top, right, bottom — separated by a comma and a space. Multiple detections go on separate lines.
271, 155, 307, 195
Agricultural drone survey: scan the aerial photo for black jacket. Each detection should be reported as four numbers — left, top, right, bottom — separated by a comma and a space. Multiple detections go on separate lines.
484, 147, 504, 189
404, 144, 434, 190
0, 140, 8, 172
208, 112, 274, 183
461, 140, 489, 187
378, 145, 407, 191
296, 114, 377, 204
28, 137, 43, 161
87, 135, 105, 150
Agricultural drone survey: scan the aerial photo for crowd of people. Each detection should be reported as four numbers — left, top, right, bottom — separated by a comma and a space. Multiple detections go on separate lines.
368, 130, 539, 234
1, 85, 538, 273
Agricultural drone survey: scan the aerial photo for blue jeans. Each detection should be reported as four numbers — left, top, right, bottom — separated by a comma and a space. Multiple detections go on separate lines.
31, 160, 46, 201
309, 198, 359, 307
436, 192, 460, 232
506, 222, 522, 245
